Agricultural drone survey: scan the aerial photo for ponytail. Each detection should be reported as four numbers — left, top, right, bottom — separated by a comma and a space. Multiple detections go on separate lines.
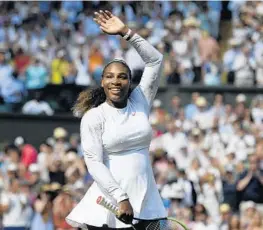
72, 87, 106, 117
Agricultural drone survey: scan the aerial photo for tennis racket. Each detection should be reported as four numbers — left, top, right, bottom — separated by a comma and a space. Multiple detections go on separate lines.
96, 196, 189, 230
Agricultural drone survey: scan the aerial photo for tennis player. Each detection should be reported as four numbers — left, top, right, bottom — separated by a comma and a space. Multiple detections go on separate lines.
66, 10, 166, 229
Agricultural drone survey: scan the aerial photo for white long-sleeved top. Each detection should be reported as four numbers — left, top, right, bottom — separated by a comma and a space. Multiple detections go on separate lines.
66, 34, 166, 229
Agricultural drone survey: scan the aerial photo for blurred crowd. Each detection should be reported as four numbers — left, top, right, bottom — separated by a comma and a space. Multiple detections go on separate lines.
0, 92, 263, 230
0, 1, 263, 114
149, 92, 263, 230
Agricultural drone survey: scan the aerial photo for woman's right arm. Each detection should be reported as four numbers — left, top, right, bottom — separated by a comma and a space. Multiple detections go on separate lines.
81, 110, 128, 203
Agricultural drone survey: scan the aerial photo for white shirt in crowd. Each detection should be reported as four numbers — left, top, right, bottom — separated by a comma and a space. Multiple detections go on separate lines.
232, 52, 255, 86
37, 152, 50, 182
0, 192, 33, 227
193, 221, 219, 230
251, 107, 263, 125
254, 41, 263, 85
227, 134, 255, 161
174, 149, 194, 171
193, 109, 215, 130
159, 131, 188, 159
22, 99, 54, 116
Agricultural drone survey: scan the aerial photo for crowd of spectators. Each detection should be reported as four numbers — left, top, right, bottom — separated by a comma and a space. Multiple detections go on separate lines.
0, 92, 263, 230
0, 1, 262, 114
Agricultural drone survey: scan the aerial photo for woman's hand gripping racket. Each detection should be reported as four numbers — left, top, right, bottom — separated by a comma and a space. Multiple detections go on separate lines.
96, 196, 189, 230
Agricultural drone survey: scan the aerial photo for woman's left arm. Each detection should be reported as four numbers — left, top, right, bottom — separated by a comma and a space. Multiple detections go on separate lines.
127, 34, 163, 107
93, 10, 163, 107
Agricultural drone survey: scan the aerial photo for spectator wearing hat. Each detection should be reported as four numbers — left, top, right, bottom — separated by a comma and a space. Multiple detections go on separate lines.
234, 94, 247, 120
193, 96, 215, 130
28, 164, 45, 195
53, 127, 70, 156
219, 204, 231, 230
183, 15, 203, 83
247, 209, 263, 230
188, 128, 203, 157
149, 99, 167, 126
14, 136, 37, 169
223, 37, 243, 84
240, 201, 257, 230
64, 150, 86, 175
198, 172, 221, 224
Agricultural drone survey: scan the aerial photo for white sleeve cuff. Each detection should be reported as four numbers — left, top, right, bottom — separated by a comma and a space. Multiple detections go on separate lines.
113, 190, 129, 203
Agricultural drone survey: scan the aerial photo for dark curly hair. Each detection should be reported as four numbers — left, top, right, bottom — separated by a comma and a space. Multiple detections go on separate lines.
73, 60, 132, 117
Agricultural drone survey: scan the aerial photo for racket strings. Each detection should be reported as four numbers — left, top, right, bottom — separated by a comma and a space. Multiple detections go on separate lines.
145, 220, 180, 230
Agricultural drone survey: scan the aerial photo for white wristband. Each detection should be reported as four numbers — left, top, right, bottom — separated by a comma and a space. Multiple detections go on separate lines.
123, 29, 132, 40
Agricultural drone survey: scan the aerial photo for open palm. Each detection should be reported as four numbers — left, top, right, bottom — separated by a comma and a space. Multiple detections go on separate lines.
93, 10, 126, 35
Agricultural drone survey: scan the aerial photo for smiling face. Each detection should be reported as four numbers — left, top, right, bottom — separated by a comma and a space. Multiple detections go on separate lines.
101, 62, 131, 108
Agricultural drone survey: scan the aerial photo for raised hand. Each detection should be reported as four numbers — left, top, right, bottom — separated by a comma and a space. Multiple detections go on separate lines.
93, 10, 128, 36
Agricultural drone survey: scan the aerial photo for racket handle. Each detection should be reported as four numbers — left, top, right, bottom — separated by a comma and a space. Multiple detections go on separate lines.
96, 196, 120, 216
